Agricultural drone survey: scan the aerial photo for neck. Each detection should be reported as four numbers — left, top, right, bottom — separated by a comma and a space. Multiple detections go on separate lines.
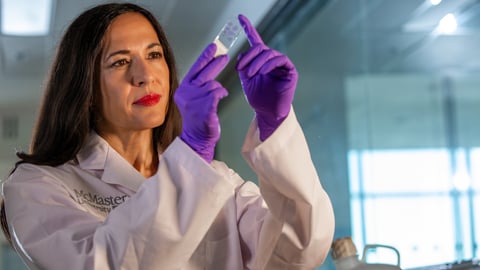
98, 129, 158, 178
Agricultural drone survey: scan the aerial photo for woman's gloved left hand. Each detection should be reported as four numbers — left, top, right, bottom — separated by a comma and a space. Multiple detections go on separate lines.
174, 43, 229, 163
236, 14, 298, 141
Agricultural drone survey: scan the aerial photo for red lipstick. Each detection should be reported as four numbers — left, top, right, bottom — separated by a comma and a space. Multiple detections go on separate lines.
133, 94, 160, 106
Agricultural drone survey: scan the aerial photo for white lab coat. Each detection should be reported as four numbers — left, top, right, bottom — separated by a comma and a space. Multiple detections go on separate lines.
3, 109, 334, 270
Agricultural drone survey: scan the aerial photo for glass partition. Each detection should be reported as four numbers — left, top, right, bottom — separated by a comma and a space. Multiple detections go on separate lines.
218, 0, 480, 269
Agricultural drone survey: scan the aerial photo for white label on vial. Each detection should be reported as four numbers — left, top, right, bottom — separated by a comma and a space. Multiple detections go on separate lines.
214, 38, 229, 57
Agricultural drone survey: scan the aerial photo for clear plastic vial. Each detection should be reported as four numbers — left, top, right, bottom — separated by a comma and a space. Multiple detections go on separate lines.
213, 18, 242, 57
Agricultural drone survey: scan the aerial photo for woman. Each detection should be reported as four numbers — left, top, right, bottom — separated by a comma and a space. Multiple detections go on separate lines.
1, 3, 334, 270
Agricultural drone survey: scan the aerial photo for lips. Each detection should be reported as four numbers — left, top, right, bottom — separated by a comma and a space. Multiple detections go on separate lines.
133, 93, 161, 106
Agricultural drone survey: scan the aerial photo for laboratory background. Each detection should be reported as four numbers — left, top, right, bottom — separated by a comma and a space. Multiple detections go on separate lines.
0, 0, 479, 269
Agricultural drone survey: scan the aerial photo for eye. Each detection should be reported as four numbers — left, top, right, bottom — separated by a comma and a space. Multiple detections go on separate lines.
111, 58, 130, 67
148, 51, 163, 59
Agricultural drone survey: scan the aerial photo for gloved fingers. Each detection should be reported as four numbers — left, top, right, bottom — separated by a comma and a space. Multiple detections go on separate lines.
205, 89, 228, 118
258, 55, 296, 76
174, 82, 227, 110
238, 14, 264, 46
203, 81, 229, 100
183, 43, 217, 82
191, 54, 229, 85
183, 82, 228, 106
239, 47, 284, 78
235, 43, 270, 72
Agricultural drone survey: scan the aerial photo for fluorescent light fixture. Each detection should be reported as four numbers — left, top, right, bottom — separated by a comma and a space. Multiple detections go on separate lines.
1, 0, 53, 36
437, 13, 457, 34
430, 0, 442, 6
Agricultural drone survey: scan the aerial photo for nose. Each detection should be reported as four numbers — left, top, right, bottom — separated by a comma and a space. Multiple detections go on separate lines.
131, 58, 154, 87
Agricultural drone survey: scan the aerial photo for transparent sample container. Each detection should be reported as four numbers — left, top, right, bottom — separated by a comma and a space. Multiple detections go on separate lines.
213, 17, 242, 57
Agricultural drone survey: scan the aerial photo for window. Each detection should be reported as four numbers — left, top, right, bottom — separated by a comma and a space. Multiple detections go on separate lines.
349, 148, 479, 267
346, 74, 479, 268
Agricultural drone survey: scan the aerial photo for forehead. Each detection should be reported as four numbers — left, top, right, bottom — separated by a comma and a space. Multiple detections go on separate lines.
103, 12, 160, 49
110, 12, 154, 30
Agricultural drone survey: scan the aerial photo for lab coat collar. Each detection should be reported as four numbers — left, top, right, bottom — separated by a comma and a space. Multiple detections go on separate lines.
76, 132, 145, 191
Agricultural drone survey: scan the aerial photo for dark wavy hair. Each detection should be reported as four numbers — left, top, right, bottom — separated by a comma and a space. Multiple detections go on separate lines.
1, 2, 182, 246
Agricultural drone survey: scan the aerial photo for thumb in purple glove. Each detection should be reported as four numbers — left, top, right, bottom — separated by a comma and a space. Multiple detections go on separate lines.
235, 14, 298, 141
174, 43, 229, 162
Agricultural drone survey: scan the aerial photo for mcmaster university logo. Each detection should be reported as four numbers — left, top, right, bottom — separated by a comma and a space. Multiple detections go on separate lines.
73, 189, 129, 214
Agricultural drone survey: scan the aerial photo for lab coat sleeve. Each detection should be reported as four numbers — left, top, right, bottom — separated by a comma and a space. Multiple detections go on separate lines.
3, 138, 235, 270
240, 107, 335, 269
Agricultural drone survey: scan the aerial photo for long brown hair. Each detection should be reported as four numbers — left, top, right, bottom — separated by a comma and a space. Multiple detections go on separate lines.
1, 2, 182, 246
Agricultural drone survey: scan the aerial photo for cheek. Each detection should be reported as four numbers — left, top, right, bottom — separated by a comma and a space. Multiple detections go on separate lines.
100, 77, 127, 115
162, 69, 171, 110
155, 63, 171, 108
159, 60, 170, 87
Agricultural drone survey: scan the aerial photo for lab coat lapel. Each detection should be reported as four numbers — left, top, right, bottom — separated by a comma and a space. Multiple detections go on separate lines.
102, 147, 145, 191
77, 132, 145, 192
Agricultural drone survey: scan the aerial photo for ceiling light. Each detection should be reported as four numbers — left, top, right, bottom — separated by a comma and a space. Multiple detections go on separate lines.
436, 13, 457, 34
1, 0, 53, 36
430, 0, 442, 6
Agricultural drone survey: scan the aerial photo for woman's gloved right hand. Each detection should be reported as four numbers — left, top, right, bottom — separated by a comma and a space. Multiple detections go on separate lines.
174, 43, 229, 163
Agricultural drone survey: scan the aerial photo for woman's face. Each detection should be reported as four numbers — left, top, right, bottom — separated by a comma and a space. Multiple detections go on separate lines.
97, 12, 170, 135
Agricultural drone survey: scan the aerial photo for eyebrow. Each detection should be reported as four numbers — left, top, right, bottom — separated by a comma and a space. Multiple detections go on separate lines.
105, 42, 163, 61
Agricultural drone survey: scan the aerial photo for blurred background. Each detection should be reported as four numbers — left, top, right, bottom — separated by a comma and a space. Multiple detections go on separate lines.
1, 0, 479, 269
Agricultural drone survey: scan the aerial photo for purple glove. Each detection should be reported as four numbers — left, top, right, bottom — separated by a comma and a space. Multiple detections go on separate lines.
235, 14, 298, 141
174, 43, 229, 163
